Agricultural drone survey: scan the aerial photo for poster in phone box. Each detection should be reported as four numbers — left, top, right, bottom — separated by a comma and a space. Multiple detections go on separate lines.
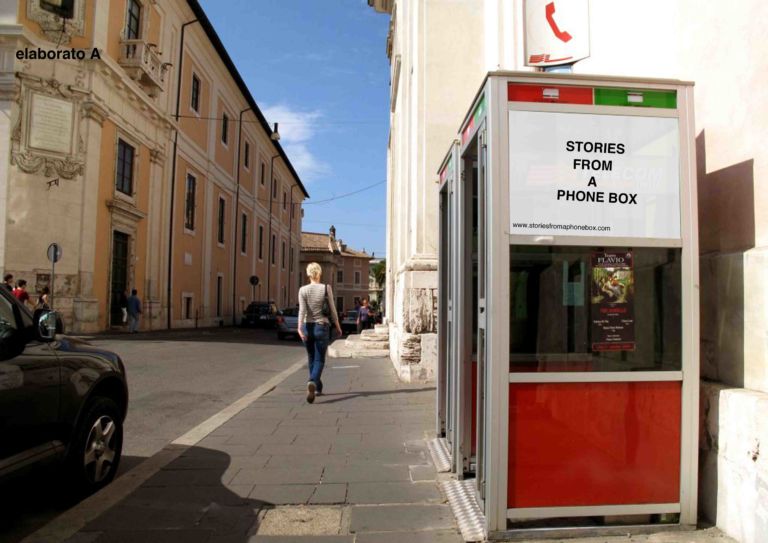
590, 251, 635, 351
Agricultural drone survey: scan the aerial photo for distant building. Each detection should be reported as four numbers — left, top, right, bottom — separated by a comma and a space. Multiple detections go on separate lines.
0, 0, 307, 331
300, 226, 370, 313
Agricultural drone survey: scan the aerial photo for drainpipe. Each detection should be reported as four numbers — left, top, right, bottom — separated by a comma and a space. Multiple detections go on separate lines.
166, 18, 198, 329
232, 106, 252, 325
266, 124, 280, 302
287, 184, 297, 303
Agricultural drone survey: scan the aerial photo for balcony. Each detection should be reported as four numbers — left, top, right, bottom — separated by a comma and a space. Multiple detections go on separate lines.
118, 39, 167, 97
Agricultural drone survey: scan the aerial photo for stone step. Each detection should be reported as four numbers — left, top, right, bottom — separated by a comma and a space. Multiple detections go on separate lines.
374, 323, 389, 334
360, 329, 389, 341
345, 338, 389, 350
328, 343, 390, 359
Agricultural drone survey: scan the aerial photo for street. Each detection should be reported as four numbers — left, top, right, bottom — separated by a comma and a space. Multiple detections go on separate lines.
0, 327, 305, 543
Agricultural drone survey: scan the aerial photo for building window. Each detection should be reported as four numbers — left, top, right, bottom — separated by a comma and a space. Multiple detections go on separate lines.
125, 0, 141, 39
336, 297, 344, 313
354, 271, 361, 285
216, 276, 223, 317
283, 285, 287, 304
241, 213, 247, 254
283, 191, 287, 210
290, 248, 294, 272
270, 234, 276, 265
184, 173, 196, 230
258, 225, 263, 260
221, 112, 229, 145
272, 179, 278, 199
244, 141, 250, 169
183, 295, 193, 319
260, 162, 266, 185
281, 241, 286, 269
115, 139, 135, 195
337, 270, 343, 284
190, 74, 200, 113
217, 197, 225, 244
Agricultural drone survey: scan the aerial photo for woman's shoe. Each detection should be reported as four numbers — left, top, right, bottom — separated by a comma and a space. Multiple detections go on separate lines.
306, 381, 316, 404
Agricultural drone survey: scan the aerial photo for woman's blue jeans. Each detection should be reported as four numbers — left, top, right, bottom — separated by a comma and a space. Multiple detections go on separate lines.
302, 322, 329, 389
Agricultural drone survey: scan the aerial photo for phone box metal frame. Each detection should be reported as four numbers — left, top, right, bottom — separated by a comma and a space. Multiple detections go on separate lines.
437, 71, 698, 540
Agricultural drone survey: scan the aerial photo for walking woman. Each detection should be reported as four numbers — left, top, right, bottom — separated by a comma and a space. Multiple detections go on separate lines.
298, 262, 342, 403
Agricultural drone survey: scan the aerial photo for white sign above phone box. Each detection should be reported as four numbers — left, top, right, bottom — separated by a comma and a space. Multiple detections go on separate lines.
524, 0, 590, 67
508, 110, 681, 240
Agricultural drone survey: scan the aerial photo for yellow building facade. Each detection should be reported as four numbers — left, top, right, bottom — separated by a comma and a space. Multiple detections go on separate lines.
0, 0, 307, 332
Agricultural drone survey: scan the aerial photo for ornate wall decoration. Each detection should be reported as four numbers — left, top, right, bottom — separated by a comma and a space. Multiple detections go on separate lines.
10, 73, 88, 180
26, 0, 86, 45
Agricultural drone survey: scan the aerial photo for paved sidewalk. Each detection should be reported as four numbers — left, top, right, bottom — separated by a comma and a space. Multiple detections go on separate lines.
62, 357, 461, 543
53, 355, 738, 543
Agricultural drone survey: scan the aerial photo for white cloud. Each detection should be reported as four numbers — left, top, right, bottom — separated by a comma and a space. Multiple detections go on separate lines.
262, 104, 330, 182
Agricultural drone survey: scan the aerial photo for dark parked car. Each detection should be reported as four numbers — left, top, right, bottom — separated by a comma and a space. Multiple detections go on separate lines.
276, 307, 300, 340
0, 287, 128, 496
241, 301, 278, 328
341, 310, 358, 334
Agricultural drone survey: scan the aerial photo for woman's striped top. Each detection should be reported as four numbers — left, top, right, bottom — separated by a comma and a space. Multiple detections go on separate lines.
298, 283, 339, 326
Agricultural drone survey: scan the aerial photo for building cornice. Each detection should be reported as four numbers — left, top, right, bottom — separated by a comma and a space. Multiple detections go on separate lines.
367, 0, 393, 14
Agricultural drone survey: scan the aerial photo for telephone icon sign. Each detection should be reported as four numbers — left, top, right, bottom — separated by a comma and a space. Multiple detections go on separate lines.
545, 2, 572, 43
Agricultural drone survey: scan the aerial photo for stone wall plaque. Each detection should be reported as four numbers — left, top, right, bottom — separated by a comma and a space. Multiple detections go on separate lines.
29, 93, 74, 155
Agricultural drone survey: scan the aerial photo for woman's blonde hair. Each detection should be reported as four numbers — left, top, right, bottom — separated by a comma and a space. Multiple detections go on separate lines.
306, 262, 322, 281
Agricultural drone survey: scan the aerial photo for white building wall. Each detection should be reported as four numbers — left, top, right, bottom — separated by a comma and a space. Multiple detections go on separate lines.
371, 0, 768, 540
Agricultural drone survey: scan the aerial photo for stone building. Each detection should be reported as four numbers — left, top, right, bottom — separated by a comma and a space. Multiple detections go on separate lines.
367, 1, 768, 541
300, 226, 370, 313
0, 0, 307, 332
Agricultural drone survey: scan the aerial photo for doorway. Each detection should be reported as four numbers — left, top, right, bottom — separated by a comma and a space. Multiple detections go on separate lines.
110, 231, 129, 326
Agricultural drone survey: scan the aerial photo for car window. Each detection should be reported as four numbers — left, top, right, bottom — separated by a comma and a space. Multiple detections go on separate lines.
0, 293, 18, 331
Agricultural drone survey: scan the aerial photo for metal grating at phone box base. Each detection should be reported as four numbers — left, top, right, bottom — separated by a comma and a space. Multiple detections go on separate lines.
442, 479, 486, 542
427, 437, 452, 473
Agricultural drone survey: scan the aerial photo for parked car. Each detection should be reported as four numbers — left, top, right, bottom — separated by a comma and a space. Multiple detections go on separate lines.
241, 301, 278, 328
276, 307, 300, 340
341, 310, 358, 334
0, 287, 128, 496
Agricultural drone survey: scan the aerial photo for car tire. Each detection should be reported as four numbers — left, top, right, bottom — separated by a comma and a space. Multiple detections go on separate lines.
65, 396, 123, 496
277, 332, 285, 340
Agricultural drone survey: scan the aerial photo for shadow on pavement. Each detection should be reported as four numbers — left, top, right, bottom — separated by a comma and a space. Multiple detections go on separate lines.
318, 387, 435, 404
76, 446, 271, 541
0, 455, 152, 543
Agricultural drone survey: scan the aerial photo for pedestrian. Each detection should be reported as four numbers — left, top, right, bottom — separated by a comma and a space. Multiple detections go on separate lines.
2, 273, 13, 292
12, 279, 33, 308
356, 299, 371, 333
36, 286, 50, 310
119, 290, 129, 324
297, 262, 341, 404
126, 288, 142, 333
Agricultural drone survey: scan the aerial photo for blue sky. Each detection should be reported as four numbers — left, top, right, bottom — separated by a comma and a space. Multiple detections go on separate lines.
200, 0, 390, 258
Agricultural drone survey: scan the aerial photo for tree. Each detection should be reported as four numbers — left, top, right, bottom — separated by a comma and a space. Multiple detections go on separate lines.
371, 259, 386, 288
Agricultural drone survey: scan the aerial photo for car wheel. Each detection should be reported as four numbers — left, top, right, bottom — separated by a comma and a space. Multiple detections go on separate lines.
277, 332, 286, 340
66, 396, 123, 495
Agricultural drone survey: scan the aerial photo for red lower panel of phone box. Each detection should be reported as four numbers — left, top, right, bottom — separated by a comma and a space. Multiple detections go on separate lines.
508, 381, 681, 508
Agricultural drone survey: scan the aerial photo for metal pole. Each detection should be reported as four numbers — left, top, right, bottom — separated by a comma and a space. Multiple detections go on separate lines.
267, 152, 279, 302
50, 261, 55, 310
287, 185, 294, 303
232, 106, 252, 325
166, 18, 199, 330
